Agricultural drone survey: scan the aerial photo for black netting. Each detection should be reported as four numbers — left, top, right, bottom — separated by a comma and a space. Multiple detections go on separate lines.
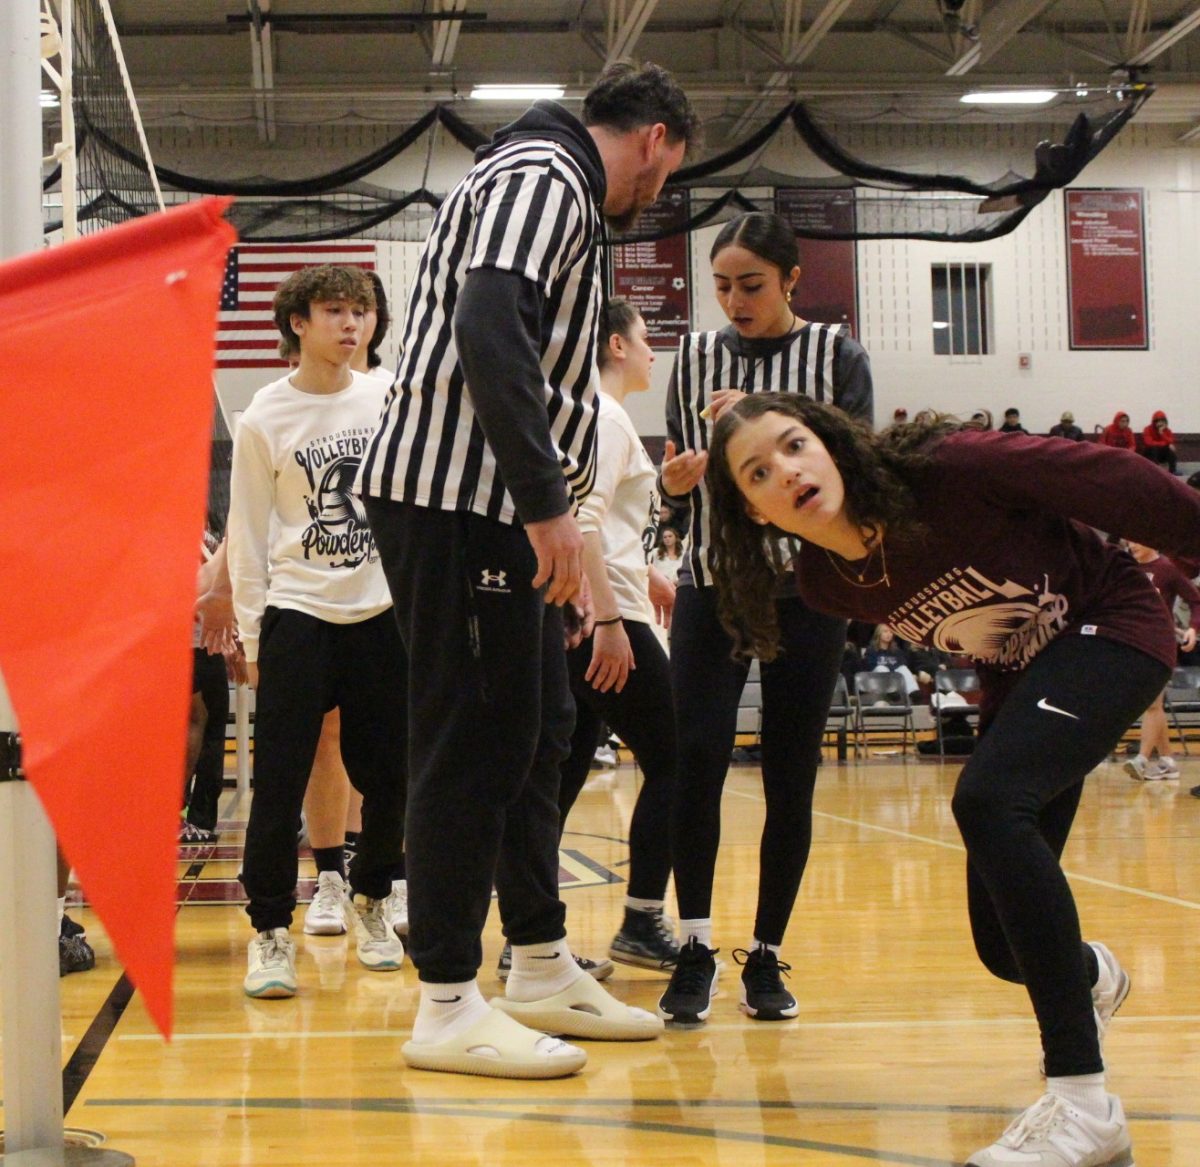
64, 0, 161, 233
54, 20, 1153, 247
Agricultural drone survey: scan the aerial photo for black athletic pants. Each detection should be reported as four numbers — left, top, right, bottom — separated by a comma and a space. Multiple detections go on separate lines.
186, 647, 229, 833
952, 634, 1167, 1077
241, 607, 407, 932
365, 498, 573, 984
559, 619, 675, 901
669, 585, 845, 946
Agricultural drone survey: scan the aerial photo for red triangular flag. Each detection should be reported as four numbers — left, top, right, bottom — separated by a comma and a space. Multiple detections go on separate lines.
0, 198, 237, 1037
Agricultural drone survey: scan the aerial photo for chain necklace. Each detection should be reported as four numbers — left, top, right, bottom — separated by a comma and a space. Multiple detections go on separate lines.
823, 536, 891, 589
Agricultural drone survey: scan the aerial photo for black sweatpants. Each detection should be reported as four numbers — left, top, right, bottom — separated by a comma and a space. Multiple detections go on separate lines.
187, 647, 229, 833
364, 498, 574, 984
559, 619, 675, 901
241, 607, 407, 933
951, 634, 1167, 1077
669, 585, 845, 945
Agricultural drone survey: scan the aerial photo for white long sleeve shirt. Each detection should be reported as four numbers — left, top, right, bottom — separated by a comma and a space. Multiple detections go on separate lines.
227, 371, 392, 662
575, 392, 659, 624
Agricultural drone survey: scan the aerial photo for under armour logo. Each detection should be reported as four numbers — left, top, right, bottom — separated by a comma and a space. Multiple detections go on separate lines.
478, 568, 510, 593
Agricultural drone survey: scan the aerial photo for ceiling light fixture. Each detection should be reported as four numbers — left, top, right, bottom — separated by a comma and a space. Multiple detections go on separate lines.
470, 84, 565, 101
960, 90, 1057, 105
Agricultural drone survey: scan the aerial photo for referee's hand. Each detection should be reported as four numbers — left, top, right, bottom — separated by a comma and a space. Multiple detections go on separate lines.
526, 511, 584, 606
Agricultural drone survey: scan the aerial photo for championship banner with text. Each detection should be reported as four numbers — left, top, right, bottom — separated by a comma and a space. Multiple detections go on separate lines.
775, 188, 860, 338
1065, 188, 1148, 350
609, 187, 691, 350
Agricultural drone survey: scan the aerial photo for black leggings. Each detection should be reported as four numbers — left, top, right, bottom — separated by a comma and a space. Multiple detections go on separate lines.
669, 585, 845, 945
559, 619, 674, 901
951, 634, 1167, 1077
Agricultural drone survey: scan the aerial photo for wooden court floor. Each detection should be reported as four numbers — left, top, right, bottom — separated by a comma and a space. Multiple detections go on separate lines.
8, 751, 1200, 1166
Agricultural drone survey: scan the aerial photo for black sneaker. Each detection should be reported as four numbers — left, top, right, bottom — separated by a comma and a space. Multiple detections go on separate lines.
734, 944, 798, 1021
1191, 784, 1200, 799
657, 937, 718, 1026
496, 943, 614, 982
59, 916, 95, 976
60, 912, 85, 940
609, 907, 680, 968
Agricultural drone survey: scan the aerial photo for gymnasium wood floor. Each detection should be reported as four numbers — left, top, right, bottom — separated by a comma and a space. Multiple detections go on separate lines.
13, 747, 1200, 1166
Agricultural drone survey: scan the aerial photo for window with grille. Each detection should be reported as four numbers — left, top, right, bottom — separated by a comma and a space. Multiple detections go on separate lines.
931, 262, 991, 355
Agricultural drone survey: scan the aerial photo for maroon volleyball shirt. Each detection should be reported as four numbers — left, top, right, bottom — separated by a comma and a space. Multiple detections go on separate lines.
793, 431, 1200, 723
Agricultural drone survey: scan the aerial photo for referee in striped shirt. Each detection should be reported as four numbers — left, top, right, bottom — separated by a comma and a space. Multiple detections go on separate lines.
359, 62, 697, 1078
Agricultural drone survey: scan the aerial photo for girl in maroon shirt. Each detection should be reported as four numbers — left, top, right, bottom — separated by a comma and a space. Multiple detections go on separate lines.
702, 393, 1200, 1167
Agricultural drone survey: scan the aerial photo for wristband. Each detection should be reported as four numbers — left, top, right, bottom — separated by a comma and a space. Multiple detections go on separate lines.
594, 616, 622, 626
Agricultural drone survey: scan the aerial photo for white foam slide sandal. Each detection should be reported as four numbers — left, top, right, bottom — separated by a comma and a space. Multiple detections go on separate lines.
492, 973, 665, 1041
401, 1008, 587, 1079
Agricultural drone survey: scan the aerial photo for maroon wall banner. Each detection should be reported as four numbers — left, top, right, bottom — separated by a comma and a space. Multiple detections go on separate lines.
1065, 188, 1148, 350
609, 187, 691, 350
774, 188, 859, 337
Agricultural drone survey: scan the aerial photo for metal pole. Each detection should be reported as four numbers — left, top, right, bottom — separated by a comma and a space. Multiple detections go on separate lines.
0, 0, 67, 1154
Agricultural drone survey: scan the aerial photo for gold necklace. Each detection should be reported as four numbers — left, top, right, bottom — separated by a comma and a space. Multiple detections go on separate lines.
823, 538, 891, 589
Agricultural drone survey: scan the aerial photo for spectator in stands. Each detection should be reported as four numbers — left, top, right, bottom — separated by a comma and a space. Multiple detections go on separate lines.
892, 407, 908, 425
1122, 541, 1200, 781
862, 624, 921, 697
704, 391, 1200, 1167
1050, 411, 1085, 442
969, 409, 993, 430
655, 526, 684, 584
1102, 411, 1137, 451
1141, 411, 1179, 474
999, 407, 1028, 435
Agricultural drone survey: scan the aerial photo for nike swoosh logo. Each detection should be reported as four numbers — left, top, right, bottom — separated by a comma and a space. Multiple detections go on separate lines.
1037, 698, 1079, 720
531, 953, 561, 960
431, 996, 462, 1003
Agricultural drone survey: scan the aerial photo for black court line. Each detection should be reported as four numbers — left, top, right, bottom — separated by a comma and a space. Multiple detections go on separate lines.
62, 839, 217, 1113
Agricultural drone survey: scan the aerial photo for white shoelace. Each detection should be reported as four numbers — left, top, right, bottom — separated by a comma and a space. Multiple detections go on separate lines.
256, 932, 292, 969
311, 877, 345, 918
1000, 1095, 1068, 1147
358, 902, 394, 948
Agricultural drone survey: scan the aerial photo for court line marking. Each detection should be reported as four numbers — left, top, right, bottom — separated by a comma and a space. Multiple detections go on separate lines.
726, 789, 1200, 911
115, 1014, 1200, 1041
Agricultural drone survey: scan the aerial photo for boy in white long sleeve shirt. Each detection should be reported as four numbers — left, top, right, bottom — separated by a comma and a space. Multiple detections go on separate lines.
227, 264, 406, 998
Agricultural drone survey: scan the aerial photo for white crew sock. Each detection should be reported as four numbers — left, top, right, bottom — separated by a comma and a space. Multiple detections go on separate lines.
751, 938, 781, 956
625, 896, 665, 914
506, 939, 582, 1001
57, 895, 66, 925
411, 980, 490, 1045
679, 918, 713, 948
1047, 1073, 1109, 1118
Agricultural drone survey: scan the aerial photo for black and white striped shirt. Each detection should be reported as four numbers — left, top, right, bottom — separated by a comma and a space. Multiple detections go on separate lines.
666, 322, 873, 587
358, 108, 604, 525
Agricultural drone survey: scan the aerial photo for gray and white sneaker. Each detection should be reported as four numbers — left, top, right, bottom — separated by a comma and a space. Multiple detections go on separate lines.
382, 878, 408, 937
609, 907, 680, 969
966, 1092, 1132, 1167
1040, 941, 1130, 1076
1122, 754, 1150, 781
348, 897, 406, 971
303, 870, 349, 935
244, 928, 297, 999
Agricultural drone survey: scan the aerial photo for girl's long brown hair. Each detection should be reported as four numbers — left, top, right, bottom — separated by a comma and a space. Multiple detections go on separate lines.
706, 394, 961, 660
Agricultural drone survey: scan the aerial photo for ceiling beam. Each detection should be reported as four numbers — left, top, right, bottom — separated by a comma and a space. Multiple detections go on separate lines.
430, 0, 467, 69
944, 0, 1056, 76
727, 0, 856, 137
1128, 5, 1200, 67
606, 0, 659, 66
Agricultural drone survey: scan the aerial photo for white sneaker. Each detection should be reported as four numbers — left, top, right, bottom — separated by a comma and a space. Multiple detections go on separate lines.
1039, 942, 1130, 1077
1151, 755, 1179, 778
303, 870, 349, 935
349, 897, 406, 971
244, 928, 297, 998
1122, 755, 1149, 781
966, 1093, 1132, 1166
1089, 942, 1131, 1035
382, 879, 408, 937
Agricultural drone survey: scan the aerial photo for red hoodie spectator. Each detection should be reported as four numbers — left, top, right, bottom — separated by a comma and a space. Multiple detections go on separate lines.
1102, 410, 1136, 451
1142, 410, 1179, 474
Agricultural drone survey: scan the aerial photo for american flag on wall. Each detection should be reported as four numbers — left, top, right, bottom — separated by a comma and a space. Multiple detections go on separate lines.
216, 243, 376, 369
